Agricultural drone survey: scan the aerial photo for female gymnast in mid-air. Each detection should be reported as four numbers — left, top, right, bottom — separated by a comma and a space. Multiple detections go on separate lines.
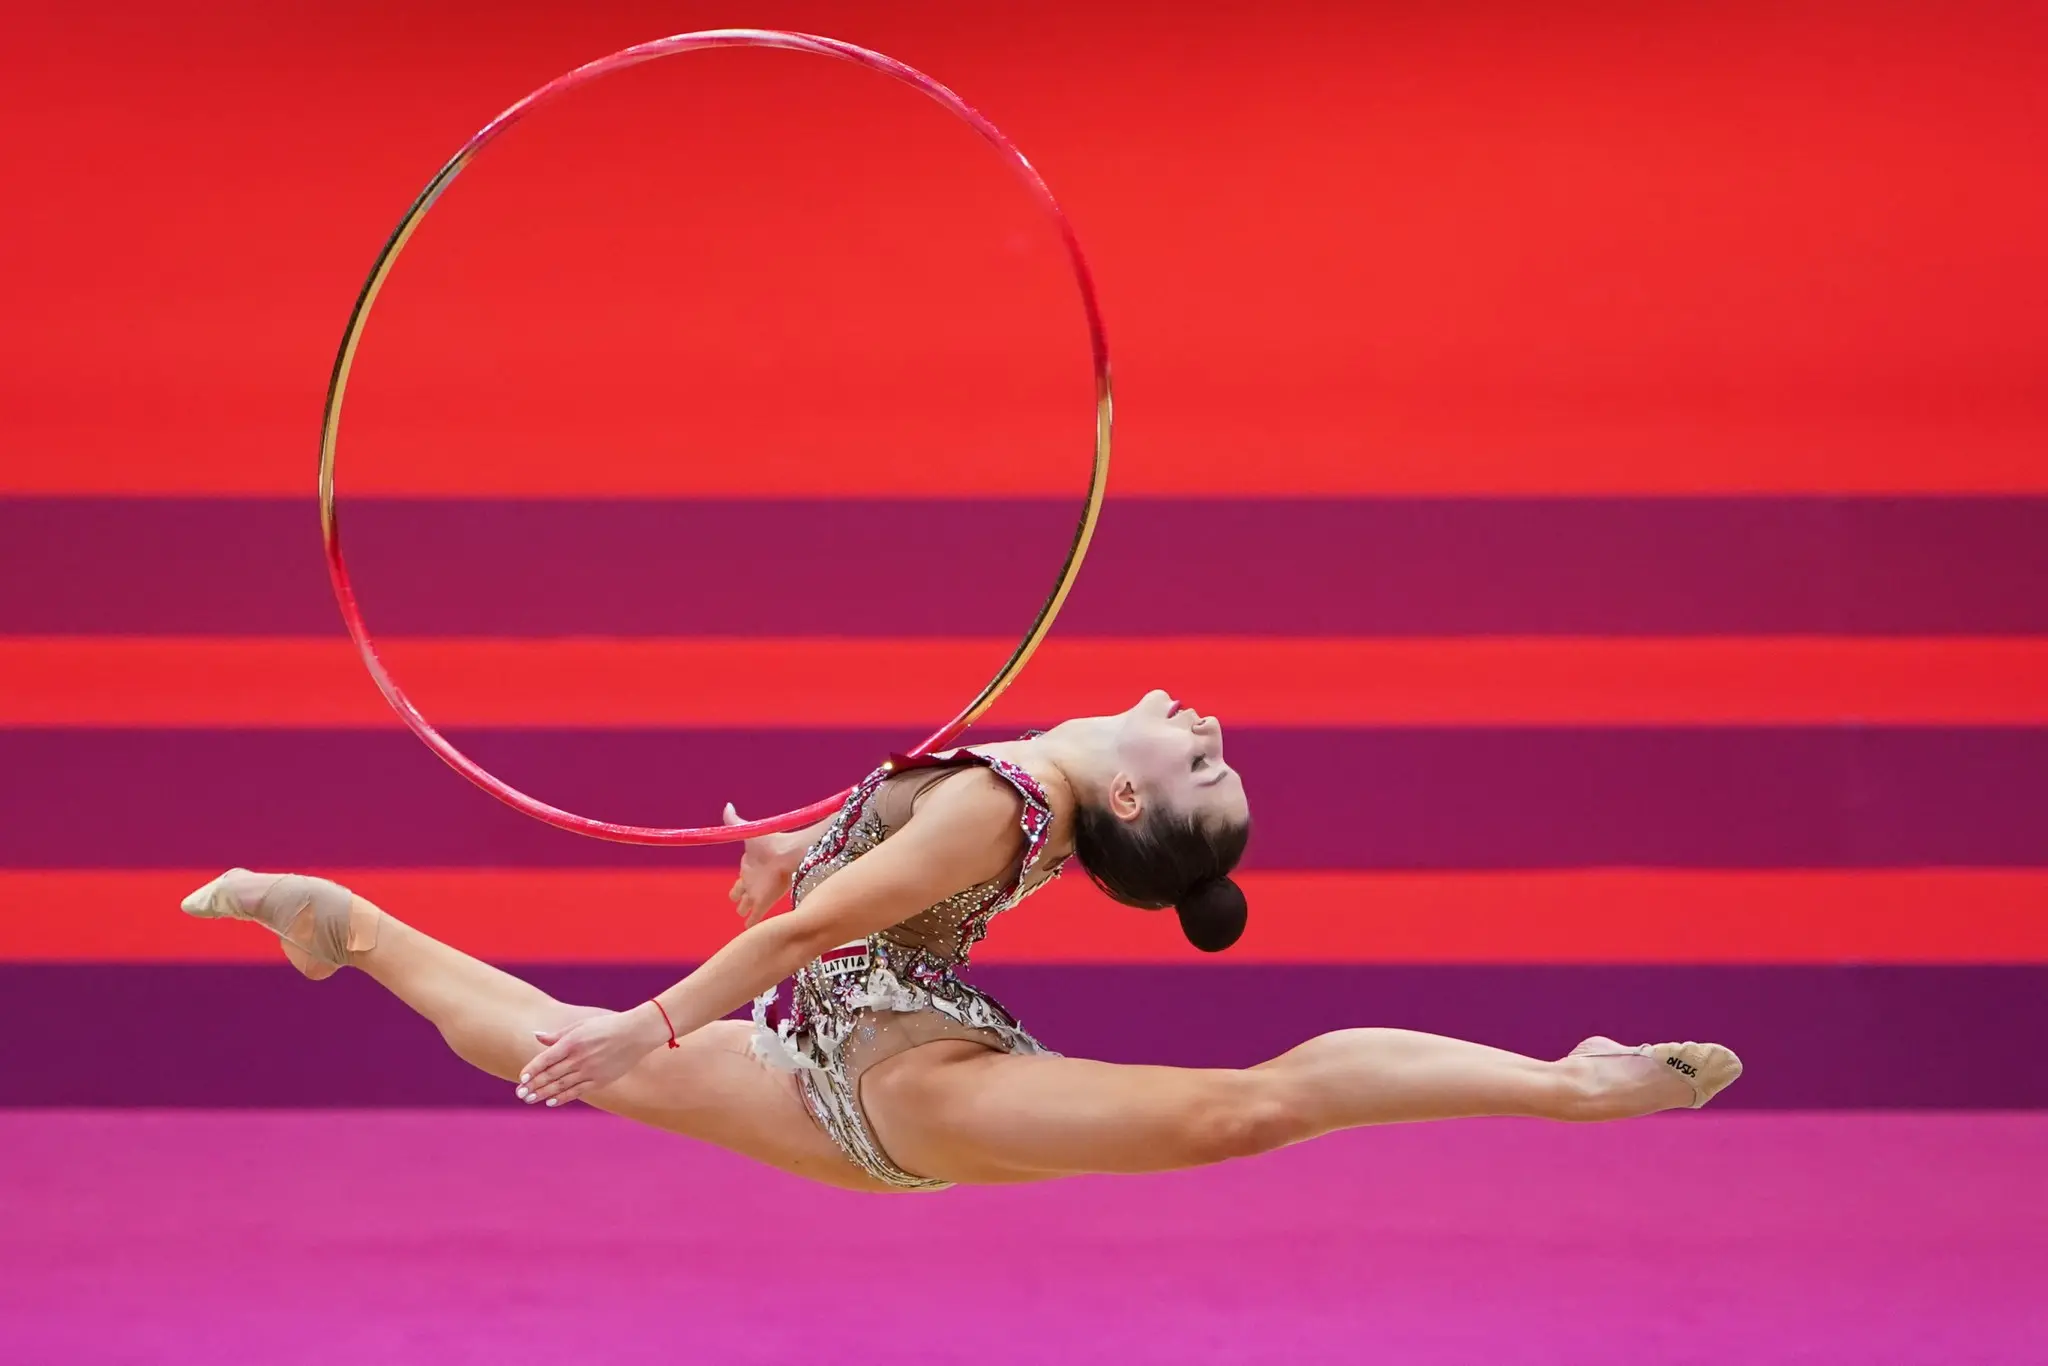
181, 689, 1741, 1192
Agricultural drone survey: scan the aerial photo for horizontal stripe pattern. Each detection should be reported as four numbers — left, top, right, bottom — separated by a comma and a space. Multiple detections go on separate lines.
8, 497, 2048, 637
19, 426, 2048, 498
7, 726, 2045, 869
6, 502, 2044, 977
6, 3, 2045, 1127
10, 637, 2048, 726
15, 870, 2045, 964
9, 963, 2043, 1108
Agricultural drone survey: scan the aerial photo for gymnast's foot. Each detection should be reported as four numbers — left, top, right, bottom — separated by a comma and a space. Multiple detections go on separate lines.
180, 869, 378, 981
1568, 1036, 1743, 1113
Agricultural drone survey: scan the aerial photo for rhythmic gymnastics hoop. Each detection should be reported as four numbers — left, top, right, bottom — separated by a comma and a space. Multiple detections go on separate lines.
318, 30, 1112, 847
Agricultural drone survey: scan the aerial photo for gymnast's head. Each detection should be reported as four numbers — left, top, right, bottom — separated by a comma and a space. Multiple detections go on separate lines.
1059, 688, 1251, 952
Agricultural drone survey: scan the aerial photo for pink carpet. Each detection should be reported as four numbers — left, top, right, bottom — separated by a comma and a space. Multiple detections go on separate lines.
2, 1111, 2041, 1364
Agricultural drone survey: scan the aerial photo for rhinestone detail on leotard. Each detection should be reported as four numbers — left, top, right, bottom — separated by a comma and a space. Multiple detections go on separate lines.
749, 748, 1064, 1191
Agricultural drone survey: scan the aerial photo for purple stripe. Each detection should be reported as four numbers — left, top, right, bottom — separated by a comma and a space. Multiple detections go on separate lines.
5, 726, 2045, 868
6, 963, 2042, 1108
6, 496, 2047, 636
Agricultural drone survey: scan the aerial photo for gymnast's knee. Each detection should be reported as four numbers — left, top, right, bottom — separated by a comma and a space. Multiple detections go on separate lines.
439, 1000, 596, 1083
1182, 1074, 1307, 1165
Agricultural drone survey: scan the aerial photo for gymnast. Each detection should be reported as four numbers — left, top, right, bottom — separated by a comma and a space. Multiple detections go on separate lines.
181, 690, 1741, 1192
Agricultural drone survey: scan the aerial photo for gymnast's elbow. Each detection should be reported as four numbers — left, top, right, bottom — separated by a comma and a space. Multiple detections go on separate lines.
762, 900, 870, 967
769, 881, 909, 966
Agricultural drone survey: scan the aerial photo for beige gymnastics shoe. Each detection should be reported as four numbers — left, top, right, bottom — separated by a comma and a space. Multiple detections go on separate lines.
1572, 1036, 1744, 1109
181, 868, 371, 980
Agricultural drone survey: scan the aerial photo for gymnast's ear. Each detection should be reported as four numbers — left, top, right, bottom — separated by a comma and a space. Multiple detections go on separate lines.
1173, 876, 1247, 953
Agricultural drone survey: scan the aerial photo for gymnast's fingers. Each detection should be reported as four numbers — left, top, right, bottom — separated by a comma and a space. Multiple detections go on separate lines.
527, 1066, 578, 1103
535, 1071, 580, 1104
520, 1051, 575, 1096
522, 1042, 569, 1081
729, 877, 744, 904
526, 1055, 578, 1095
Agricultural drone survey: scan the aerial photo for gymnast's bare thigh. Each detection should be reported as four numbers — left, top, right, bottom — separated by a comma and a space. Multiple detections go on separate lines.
860, 1040, 1065, 1185
586, 1019, 896, 1193
862, 1039, 1293, 1186
596, 1030, 1166, 1192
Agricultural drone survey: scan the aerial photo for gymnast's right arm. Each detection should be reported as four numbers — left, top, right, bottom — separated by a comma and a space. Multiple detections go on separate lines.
520, 773, 1028, 1105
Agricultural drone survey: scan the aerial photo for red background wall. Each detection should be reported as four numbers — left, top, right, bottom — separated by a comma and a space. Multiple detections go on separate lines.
7, 0, 2046, 499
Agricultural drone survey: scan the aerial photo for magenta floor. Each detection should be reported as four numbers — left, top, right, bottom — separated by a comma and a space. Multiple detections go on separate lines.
2, 1112, 2041, 1365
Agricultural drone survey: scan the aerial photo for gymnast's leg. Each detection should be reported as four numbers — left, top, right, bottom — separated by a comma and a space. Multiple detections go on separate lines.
180, 869, 887, 1192
863, 1025, 1738, 1185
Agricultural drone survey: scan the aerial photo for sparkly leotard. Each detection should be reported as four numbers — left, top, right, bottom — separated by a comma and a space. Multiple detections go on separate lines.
750, 747, 1066, 1191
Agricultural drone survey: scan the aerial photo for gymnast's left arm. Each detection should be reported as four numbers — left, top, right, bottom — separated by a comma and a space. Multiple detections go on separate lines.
517, 774, 1025, 1106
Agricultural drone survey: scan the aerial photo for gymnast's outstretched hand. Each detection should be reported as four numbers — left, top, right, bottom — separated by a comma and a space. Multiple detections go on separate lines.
516, 1007, 667, 1107
725, 802, 805, 928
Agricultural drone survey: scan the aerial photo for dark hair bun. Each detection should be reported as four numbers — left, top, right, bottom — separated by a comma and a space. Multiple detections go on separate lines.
1174, 877, 1248, 953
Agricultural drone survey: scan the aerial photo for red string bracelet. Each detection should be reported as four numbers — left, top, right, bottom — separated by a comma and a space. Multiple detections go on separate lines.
651, 1000, 680, 1049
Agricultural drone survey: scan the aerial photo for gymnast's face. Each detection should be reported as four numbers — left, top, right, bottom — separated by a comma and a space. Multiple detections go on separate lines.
1106, 689, 1249, 828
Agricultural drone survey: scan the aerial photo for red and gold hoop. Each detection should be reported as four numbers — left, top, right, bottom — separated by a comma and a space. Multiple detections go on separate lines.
318, 30, 1111, 846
